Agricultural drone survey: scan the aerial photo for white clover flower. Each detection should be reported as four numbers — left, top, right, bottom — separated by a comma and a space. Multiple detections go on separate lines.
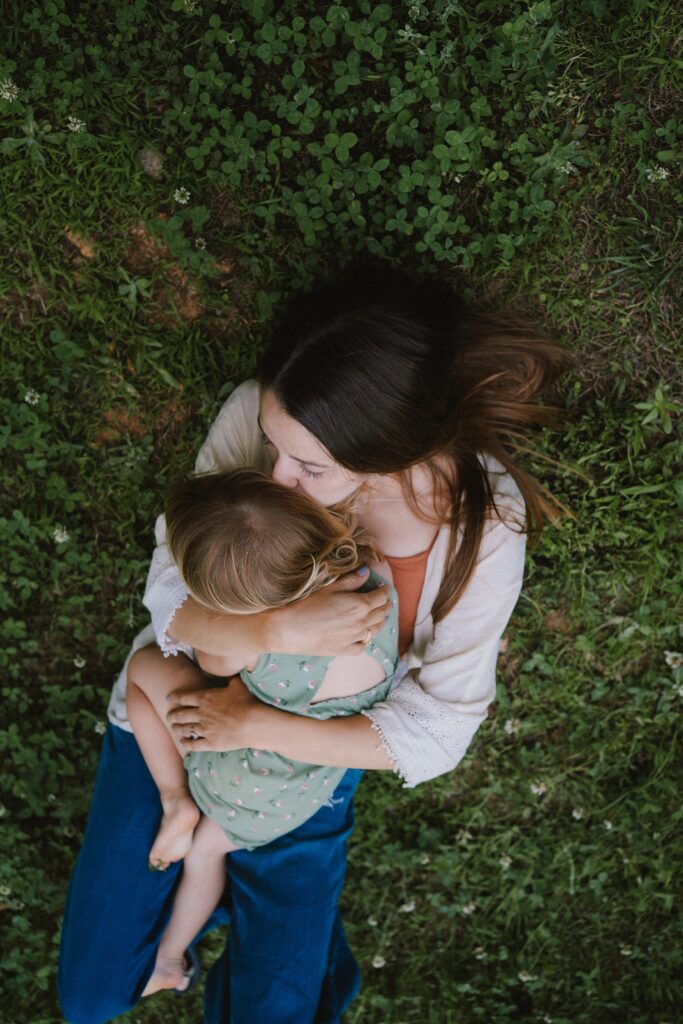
461, 901, 477, 915
24, 388, 40, 405
474, 946, 487, 960
67, 115, 86, 133
399, 900, 416, 913
0, 885, 11, 896
0, 77, 19, 102
225, 33, 236, 45
558, 162, 574, 175
530, 781, 547, 797
645, 165, 670, 182
47, 793, 57, 803
504, 718, 521, 735
619, 943, 633, 957
63, 825, 76, 837
367, 915, 378, 927
73, 655, 86, 669
0, 805, 6, 818
174, 187, 191, 204
456, 829, 473, 844
195, 236, 207, 250
53, 525, 70, 544
572, 807, 585, 820
499, 854, 512, 870
603, 819, 613, 831
372, 954, 386, 968
93, 721, 107, 735
518, 970, 537, 982
419, 853, 431, 865
182, 0, 199, 11
664, 651, 683, 669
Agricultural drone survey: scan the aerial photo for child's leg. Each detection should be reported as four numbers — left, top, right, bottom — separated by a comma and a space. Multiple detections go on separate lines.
126, 645, 210, 869
142, 815, 239, 997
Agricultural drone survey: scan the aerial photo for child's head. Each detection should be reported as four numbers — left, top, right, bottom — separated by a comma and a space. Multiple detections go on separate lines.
166, 468, 375, 614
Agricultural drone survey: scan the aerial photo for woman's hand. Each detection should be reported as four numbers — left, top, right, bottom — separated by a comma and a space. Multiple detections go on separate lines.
166, 675, 259, 752
166, 672, 395, 770
267, 570, 390, 657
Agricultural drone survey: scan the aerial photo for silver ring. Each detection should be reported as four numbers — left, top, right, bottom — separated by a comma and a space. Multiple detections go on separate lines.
188, 729, 198, 741
363, 629, 372, 647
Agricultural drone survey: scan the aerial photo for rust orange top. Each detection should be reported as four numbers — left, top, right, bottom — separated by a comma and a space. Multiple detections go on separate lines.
385, 537, 437, 656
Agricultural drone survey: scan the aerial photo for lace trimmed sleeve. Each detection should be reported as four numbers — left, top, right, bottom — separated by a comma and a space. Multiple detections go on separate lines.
142, 516, 194, 658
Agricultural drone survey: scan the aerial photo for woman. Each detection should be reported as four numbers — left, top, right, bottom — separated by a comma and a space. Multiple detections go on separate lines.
58, 259, 568, 1024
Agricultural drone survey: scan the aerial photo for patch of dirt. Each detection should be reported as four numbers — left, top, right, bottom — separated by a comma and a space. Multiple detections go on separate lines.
0, 278, 52, 324
498, 650, 524, 682
202, 316, 242, 345
153, 399, 195, 448
91, 407, 150, 446
124, 220, 173, 276
544, 610, 572, 634
147, 265, 205, 324
123, 220, 205, 325
64, 228, 97, 260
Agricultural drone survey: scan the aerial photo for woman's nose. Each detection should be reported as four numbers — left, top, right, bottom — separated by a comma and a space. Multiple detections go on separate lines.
271, 456, 298, 489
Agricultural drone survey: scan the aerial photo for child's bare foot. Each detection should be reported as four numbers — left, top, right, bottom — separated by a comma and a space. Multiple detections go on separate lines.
142, 953, 192, 997
149, 790, 200, 870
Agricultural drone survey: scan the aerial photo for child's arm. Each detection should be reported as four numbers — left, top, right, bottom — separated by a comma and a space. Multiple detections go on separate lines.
194, 650, 250, 678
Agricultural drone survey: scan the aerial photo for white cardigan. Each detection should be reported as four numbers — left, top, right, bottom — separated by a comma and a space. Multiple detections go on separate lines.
107, 380, 527, 787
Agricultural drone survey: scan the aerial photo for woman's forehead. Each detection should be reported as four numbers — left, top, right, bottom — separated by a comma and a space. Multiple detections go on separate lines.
259, 389, 334, 467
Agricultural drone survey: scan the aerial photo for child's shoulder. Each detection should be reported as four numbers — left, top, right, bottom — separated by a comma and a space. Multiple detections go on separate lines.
369, 557, 393, 586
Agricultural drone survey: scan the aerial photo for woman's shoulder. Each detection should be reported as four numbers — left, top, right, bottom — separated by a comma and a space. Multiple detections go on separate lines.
195, 379, 266, 474
218, 378, 261, 416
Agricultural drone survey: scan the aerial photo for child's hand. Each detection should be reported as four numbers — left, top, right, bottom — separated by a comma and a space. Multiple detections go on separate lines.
268, 569, 390, 657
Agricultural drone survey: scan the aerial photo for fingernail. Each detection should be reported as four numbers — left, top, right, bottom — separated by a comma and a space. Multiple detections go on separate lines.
358, 566, 369, 577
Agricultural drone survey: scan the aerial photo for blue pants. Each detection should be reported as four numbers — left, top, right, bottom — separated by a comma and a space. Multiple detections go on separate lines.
58, 724, 363, 1024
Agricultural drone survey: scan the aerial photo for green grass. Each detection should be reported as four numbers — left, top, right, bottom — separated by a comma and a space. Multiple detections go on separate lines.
1, 1, 681, 1022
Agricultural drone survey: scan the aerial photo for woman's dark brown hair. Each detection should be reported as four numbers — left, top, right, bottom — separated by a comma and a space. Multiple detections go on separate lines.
260, 258, 571, 623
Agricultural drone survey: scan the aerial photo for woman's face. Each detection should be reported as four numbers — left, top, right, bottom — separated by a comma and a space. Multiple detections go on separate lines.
259, 389, 364, 506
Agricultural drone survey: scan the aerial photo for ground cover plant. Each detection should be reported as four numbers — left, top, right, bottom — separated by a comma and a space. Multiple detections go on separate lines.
1, 1, 681, 1021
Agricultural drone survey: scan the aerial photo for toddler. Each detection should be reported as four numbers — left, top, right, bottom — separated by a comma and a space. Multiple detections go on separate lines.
126, 468, 398, 996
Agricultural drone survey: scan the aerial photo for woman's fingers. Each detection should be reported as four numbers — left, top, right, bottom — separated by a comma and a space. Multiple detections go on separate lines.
167, 689, 201, 708
166, 704, 201, 726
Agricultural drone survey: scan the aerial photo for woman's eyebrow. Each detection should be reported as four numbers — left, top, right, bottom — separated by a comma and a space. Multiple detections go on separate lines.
257, 416, 329, 469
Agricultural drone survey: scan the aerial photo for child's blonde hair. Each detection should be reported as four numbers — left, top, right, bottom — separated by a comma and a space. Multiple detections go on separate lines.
165, 468, 376, 614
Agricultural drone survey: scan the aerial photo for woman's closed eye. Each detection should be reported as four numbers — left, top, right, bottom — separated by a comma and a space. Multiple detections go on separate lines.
259, 429, 324, 480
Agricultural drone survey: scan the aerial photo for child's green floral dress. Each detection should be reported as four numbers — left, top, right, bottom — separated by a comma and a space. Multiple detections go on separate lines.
184, 572, 398, 850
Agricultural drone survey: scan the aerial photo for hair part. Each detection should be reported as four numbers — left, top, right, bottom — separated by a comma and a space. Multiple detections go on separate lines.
165, 468, 376, 615
260, 258, 573, 623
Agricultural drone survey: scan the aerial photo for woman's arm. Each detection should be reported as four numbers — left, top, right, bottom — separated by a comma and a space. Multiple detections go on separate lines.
167, 573, 390, 659
167, 675, 394, 770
